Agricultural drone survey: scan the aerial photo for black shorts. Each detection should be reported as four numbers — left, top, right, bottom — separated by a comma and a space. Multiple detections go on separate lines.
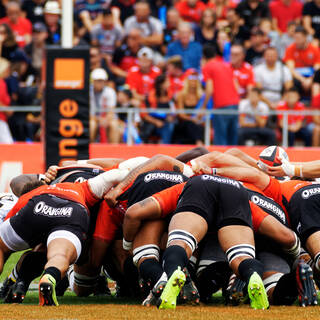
289, 185, 320, 245
51, 167, 105, 184
118, 170, 188, 207
9, 194, 89, 249
174, 175, 252, 230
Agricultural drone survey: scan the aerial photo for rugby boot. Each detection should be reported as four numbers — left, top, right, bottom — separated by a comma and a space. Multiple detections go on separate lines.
142, 280, 166, 307
5, 280, 27, 303
296, 260, 318, 307
0, 277, 15, 300
55, 276, 70, 297
94, 274, 111, 296
39, 274, 59, 306
158, 267, 186, 310
248, 272, 269, 310
179, 268, 200, 305
224, 273, 247, 306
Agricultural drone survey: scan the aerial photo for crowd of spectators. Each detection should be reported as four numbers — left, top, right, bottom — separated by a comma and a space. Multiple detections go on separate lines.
1, 0, 320, 146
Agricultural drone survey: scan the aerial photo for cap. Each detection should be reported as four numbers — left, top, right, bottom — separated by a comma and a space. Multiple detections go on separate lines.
91, 68, 108, 81
137, 47, 154, 61
44, 1, 61, 14
33, 22, 47, 33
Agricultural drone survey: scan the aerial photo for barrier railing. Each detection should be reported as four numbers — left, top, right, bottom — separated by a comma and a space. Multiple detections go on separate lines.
1, 106, 319, 148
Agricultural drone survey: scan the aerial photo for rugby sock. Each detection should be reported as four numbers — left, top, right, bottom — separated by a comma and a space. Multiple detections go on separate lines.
139, 259, 164, 288
8, 266, 18, 282
238, 258, 264, 283
17, 252, 47, 288
162, 245, 189, 279
272, 271, 297, 305
43, 267, 61, 284
123, 257, 140, 289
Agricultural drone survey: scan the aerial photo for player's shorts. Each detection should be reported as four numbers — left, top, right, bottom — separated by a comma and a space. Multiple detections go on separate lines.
257, 250, 290, 275
289, 185, 320, 245
0, 194, 89, 260
52, 167, 105, 184
174, 175, 252, 230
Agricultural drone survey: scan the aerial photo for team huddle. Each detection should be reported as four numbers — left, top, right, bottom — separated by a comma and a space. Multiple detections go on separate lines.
0, 145, 320, 309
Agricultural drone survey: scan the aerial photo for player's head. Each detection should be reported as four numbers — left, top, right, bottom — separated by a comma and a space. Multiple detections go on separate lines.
20, 180, 46, 196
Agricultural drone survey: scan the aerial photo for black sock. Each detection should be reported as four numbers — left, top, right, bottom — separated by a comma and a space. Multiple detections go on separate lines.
272, 271, 298, 305
43, 267, 61, 284
17, 252, 47, 288
139, 259, 164, 288
123, 256, 140, 294
162, 245, 189, 279
238, 258, 264, 283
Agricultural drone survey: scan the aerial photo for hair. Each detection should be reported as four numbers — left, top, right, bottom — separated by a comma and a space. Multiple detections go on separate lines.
134, 0, 150, 9
6, 0, 20, 10
202, 44, 216, 59
102, 8, 112, 16
154, 74, 167, 98
200, 8, 216, 29
285, 86, 300, 95
167, 55, 183, 70
20, 180, 45, 196
287, 21, 297, 28
250, 87, 261, 95
0, 23, 17, 47
181, 74, 203, 100
231, 43, 245, 54
264, 46, 278, 54
295, 26, 308, 36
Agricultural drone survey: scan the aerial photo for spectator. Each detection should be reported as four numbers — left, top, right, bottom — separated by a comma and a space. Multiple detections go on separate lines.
0, 57, 13, 143
124, 0, 163, 47
194, 8, 217, 46
230, 43, 255, 99
303, 0, 320, 45
126, 47, 161, 101
259, 18, 281, 49
226, 8, 251, 47
174, 70, 204, 145
21, 0, 46, 24
0, 1, 6, 19
310, 69, 320, 145
238, 87, 276, 145
279, 21, 297, 58
277, 87, 311, 146
163, 7, 180, 48
175, 0, 206, 24
269, 0, 302, 34
207, 0, 232, 28
166, 55, 185, 98
44, 1, 61, 45
89, 68, 119, 143
202, 45, 239, 145
236, 0, 270, 29
215, 29, 231, 62
0, 23, 18, 60
284, 26, 320, 93
75, 0, 108, 34
139, 74, 175, 144
24, 22, 48, 78
0, 1, 32, 47
110, 0, 135, 25
245, 27, 267, 66
166, 22, 202, 71
91, 8, 124, 56
254, 46, 292, 110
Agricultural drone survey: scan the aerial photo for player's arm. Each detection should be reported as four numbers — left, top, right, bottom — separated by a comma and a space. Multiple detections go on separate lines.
224, 148, 260, 169
10, 174, 45, 197
62, 158, 124, 168
104, 154, 199, 207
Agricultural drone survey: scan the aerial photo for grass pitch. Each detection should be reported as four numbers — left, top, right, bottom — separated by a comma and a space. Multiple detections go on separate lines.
0, 253, 320, 320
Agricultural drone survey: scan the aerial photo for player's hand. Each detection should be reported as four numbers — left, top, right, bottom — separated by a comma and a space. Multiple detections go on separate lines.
266, 165, 286, 177
191, 160, 213, 175
104, 188, 120, 207
44, 165, 59, 183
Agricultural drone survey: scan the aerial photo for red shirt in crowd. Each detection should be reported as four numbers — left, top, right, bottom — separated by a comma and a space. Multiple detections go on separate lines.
231, 62, 255, 98
284, 43, 320, 68
126, 65, 161, 96
202, 58, 239, 108
175, 0, 207, 23
0, 79, 11, 122
269, 0, 302, 33
276, 100, 305, 124
0, 16, 32, 47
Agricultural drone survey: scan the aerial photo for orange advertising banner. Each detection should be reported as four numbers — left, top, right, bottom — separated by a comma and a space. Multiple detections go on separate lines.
0, 143, 319, 192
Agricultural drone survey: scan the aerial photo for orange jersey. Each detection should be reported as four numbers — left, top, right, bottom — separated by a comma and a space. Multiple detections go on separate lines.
284, 43, 320, 68
6, 182, 99, 220
232, 62, 255, 98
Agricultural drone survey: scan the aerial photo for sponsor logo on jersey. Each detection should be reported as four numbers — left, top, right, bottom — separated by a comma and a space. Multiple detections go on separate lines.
201, 175, 240, 188
33, 201, 73, 217
251, 195, 286, 224
301, 187, 320, 199
144, 172, 184, 183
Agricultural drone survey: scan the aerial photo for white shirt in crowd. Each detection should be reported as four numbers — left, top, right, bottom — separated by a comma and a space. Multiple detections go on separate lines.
239, 99, 269, 126
254, 61, 292, 103
124, 16, 163, 37
89, 85, 117, 117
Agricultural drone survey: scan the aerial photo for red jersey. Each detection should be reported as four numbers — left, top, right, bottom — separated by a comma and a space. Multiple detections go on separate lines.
175, 0, 206, 23
0, 79, 10, 122
126, 65, 161, 96
284, 43, 320, 68
277, 101, 305, 124
232, 62, 255, 98
168, 74, 185, 98
0, 17, 32, 47
6, 182, 99, 220
269, 0, 302, 33
202, 58, 239, 108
